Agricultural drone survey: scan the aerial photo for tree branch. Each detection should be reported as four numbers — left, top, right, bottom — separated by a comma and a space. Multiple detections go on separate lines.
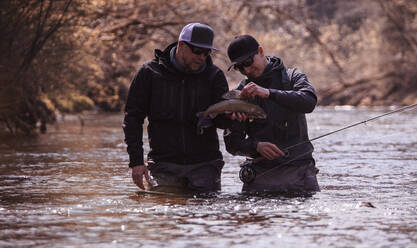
102, 20, 181, 34
19, 0, 73, 73
252, 2, 345, 83
376, 0, 417, 53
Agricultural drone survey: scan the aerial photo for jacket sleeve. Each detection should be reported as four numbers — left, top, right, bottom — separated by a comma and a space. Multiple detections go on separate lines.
223, 121, 259, 157
268, 69, 317, 113
122, 66, 151, 167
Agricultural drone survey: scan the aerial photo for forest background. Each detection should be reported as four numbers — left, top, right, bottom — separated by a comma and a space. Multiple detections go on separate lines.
1, 0, 416, 135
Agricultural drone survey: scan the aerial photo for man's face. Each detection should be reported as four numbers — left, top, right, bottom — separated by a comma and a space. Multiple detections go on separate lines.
178, 41, 211, 71
234, 47, 266, 78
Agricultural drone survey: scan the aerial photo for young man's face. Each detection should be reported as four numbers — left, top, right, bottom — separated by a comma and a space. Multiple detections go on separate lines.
235, 47, 266, 79
178, 41, 210, 71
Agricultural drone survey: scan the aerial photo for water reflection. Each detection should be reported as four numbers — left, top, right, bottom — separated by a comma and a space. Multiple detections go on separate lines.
0, 108, 416, 247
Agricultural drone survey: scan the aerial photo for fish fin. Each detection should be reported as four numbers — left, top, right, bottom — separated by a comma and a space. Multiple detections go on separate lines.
224, 128, 232, 137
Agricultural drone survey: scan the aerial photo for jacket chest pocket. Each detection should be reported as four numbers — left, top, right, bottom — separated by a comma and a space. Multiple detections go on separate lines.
185, 81, 212, 123
262, 101, 294, 142
272, 120, 289, 141
148, 75, 177, 121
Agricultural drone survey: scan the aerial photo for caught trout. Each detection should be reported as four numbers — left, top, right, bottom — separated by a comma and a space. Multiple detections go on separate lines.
196, 98, 266, 134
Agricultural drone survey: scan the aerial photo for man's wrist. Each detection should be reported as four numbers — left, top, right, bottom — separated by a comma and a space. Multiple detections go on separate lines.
263, 88, 270, 98
267, 89, 273, 99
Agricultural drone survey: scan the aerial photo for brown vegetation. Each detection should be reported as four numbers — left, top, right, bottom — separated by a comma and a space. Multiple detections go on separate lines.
0, 0, 416, 135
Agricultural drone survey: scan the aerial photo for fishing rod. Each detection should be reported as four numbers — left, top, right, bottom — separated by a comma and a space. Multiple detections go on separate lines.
242, 103, 417, 182
284, 103, 417, 152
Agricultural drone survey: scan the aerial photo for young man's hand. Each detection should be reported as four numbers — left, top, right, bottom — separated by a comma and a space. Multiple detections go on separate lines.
230, 112, 247, 122
256, 142, 285, 160
241, 82, 270, 99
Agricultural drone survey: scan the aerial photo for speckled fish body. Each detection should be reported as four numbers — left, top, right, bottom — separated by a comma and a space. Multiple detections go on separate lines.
196, 93, 267, 134
202, 99, 266, 119
222, 89, 242, 100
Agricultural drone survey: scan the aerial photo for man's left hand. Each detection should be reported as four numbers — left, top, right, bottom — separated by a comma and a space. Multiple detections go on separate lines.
241, 82, 269, 99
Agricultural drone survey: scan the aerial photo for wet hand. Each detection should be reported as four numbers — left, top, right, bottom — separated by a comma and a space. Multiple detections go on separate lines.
241, 82, 269, 99
256, 142, 285, 160
131, 165, 151, 190
230, 112, 247, 122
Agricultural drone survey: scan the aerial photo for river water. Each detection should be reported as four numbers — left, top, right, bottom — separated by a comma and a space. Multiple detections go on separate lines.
0, 107, 416, 248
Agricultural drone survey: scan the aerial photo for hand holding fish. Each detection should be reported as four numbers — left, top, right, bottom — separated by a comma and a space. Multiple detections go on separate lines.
256, 141, 285, 160
241, 82, 270, 99
131, 165, 152, 190
230, 112, 248, 121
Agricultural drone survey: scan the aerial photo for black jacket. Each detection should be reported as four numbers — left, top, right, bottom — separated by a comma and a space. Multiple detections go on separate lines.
123, 42, 229, 167
224, 56, 317, 166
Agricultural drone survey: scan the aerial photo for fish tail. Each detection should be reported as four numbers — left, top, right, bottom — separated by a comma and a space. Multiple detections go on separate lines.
196, 111, 204, 119
196, 112, 213, 135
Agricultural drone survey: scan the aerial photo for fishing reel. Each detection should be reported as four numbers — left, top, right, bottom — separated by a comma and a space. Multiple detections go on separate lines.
239, 163, 256, 184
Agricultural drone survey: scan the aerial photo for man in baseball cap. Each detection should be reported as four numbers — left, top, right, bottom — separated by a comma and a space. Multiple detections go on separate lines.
227, 34, 259, 71
123, 23, 228, 194
224, 34, 320, 195
174, 22, 217, 72
179, 23, 217, 50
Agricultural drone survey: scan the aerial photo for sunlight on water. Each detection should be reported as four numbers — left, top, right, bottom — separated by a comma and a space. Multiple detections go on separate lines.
0, 108, 416, 247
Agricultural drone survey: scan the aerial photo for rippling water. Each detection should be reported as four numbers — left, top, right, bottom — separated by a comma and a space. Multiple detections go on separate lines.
0, 107, 416, 248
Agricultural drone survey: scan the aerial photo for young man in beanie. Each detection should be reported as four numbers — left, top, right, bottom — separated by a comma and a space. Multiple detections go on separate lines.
224, 35, 320, 195
123, 23, 229, 193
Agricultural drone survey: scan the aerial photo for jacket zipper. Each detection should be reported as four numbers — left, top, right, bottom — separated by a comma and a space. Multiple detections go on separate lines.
179, 79, 186, 163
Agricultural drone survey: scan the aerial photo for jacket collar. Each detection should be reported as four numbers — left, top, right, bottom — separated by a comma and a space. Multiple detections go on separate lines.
247, 56, 284, 87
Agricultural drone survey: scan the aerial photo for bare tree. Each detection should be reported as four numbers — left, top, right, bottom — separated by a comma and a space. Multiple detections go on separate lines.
0, 0, 74, 135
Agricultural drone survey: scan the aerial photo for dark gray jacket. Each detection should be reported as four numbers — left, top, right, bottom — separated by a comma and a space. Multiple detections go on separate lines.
123, 42, 228, 167
224, 56, 317, 166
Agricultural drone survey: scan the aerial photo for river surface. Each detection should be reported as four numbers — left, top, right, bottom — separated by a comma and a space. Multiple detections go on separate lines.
0, 107, 416, 248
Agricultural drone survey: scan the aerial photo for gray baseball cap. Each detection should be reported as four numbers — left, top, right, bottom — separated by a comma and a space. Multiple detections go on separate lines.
178, 23, 217, 50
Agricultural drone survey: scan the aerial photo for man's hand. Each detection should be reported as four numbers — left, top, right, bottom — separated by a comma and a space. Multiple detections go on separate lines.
256, 142, 285, 160
241, 82, 269, 99
230, 112, 247, 122
131, 165, 151, 190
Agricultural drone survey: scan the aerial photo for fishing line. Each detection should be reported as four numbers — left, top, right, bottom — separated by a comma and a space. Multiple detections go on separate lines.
284, 103, 417, 152
249, 103, 417, 180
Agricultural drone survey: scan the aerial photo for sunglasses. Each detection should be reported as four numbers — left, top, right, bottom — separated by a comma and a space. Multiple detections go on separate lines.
233, 53, 256, 71
183, 42, 211, 56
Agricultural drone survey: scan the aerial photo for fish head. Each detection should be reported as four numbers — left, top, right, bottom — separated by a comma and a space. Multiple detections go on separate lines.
258, 111, 267, 119
222, 90, 242, 100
